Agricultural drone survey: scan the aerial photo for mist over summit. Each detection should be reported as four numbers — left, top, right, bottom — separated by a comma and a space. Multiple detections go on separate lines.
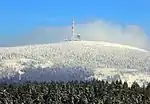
0, 20, 149, 50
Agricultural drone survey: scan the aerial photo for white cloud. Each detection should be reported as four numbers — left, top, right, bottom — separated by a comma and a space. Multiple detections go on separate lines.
75, 20, 149, 50
0, 19, 149, 50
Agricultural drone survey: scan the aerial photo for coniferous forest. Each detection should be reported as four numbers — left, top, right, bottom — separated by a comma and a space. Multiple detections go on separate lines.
0, 80, 150, 104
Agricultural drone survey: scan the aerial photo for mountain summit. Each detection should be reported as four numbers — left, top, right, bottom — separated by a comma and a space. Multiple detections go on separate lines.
0, 41, 150, 86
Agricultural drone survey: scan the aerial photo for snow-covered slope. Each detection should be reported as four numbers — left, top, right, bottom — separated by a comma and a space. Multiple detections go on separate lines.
0, 41, 150, 86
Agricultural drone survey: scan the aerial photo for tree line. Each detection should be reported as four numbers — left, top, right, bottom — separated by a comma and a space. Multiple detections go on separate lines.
0, 80, 150, 104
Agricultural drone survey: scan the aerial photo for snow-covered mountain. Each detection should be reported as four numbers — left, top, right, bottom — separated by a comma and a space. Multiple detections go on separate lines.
0, 40, 150, 86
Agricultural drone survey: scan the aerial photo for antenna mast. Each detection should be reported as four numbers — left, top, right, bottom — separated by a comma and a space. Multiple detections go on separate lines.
64, 18, 80, 41
72, 18, 75, 39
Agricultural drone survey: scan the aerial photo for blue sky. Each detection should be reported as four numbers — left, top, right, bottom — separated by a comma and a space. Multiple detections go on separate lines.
0, 0, 150, 48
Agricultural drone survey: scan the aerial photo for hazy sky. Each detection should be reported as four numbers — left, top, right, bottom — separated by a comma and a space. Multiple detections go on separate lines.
0, 0, 150, 49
